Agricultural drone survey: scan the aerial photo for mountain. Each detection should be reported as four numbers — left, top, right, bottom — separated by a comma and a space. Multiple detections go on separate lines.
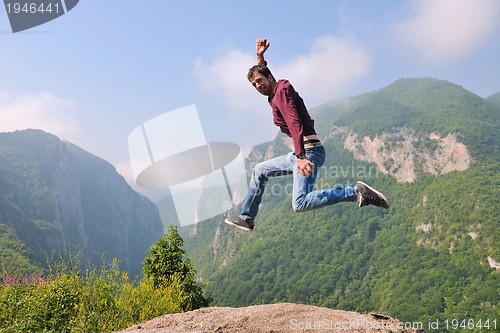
179, 78, 499, 326
0, 129, 164, 277
487, 91, 500, 104
312, 78, 498, 164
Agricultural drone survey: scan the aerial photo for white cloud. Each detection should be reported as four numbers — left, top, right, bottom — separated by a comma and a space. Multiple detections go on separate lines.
191, 49, 280, 147
192, 35, 372, 111
0, 90, 79, 141
192, 50, 263, 114
276, 36, 372, 106
395, 0, 500, 64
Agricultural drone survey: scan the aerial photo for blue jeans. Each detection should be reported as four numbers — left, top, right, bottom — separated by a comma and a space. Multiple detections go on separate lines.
239, 145, 357, 221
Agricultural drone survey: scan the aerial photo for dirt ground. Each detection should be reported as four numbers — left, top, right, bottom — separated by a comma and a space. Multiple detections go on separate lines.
118, 302, 424, 333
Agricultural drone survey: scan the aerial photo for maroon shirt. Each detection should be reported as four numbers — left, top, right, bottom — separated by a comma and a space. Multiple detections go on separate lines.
268, 80, 317, 156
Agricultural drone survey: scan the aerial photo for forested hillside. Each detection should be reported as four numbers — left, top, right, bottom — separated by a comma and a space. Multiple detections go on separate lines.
181, 78, 499, 331
487, 91, 500, 104
0, 130, 164, 277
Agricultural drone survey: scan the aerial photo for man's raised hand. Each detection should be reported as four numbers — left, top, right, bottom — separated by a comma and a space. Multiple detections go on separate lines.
256, 38, 270, 56
256, 38, 270, 65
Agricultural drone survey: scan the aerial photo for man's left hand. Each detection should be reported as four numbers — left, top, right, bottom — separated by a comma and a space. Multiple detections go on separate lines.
296, 158, 315, 177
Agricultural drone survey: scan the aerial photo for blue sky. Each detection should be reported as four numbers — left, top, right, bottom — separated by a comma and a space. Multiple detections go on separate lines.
1, 0, 500, 190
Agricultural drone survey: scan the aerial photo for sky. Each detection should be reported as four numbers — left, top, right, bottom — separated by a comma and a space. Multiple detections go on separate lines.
1, 0, 500, 195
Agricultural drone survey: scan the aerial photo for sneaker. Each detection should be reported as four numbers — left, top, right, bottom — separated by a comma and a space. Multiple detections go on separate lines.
355, 181, 390, 209
224, 217, 255, 231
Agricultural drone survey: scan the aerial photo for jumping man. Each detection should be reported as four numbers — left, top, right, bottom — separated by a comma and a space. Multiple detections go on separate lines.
225, 38, 390, 231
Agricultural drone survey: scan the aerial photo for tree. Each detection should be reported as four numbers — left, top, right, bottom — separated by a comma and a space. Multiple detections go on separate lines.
142, 224, 209, 311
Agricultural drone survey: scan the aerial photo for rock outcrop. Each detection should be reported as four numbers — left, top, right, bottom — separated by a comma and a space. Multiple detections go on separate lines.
119, 303, 424, 333
342, 128, 472, 182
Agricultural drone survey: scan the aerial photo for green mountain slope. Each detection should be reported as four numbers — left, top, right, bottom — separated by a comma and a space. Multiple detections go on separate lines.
313, 78, 499, 163
0, 130, 164, 277
487, 91, 500, 104
0, 222, 41, 276
181, 78, 500, 329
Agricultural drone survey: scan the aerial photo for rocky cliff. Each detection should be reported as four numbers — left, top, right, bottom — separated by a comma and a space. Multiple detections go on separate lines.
340, 127, 472, 182
0, 129, 164, 276
247, 126, 473, 183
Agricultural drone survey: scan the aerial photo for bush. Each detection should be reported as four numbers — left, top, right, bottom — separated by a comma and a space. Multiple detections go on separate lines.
143, 224, 210, 311
0, 258, 185, 333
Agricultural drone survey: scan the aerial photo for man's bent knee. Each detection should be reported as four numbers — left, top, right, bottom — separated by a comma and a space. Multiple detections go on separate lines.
292, 197, 308, 212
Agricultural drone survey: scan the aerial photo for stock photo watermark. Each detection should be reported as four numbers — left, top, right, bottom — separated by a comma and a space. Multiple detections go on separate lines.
3, 0, 79, 33
128, 105, 247, 228
258, 163, 380, 198
289, 317, 498, 331
289, 317, 423, 331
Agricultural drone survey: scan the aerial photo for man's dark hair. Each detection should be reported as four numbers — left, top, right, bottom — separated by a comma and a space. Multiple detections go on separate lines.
247, 64, 274, 81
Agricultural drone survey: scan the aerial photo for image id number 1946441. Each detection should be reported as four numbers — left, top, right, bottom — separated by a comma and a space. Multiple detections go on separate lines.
442, 318, 497, 330
5, 2, 61, 14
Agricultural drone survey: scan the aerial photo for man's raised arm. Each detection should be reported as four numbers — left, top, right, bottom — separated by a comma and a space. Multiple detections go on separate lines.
256, 38, 270, 66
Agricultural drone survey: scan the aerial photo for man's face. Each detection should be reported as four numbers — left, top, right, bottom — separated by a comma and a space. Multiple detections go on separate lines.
249, 73, 275, 97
